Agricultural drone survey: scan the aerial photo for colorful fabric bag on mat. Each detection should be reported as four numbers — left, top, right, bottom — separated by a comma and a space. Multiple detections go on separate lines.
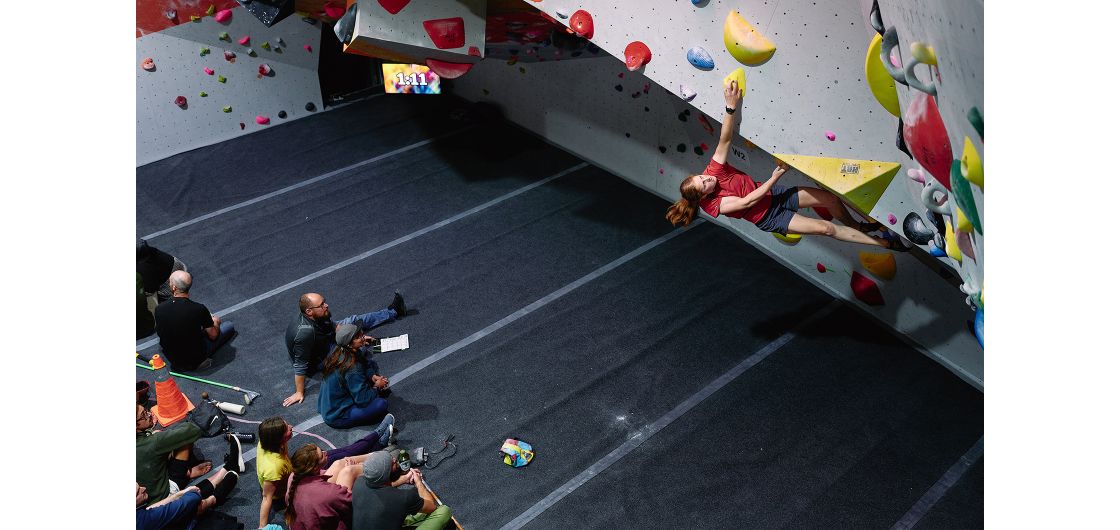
500, 438, 534, 467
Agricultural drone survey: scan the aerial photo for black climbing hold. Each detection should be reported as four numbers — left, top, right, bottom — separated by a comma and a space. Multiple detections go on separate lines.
644, 107, 650, 112
278, 110, 287, 119
676, 144, 687, 152
693, 146, 704, 155
658, 146, 667, 153
895, 118, 912, 159
615, 84, 623, 92
902, 212, 934, 244
926, 209, 946, 236
625, 133, 631, 138
305, 102, 316, 112
678, 112, 688, 122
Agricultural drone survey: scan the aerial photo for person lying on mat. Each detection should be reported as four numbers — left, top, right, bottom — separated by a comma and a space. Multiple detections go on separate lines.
353, 450, 452, 530
257, 415, 396, 529
136, 467, 238, 530
665, 80, 908, 251
284, 443, 374, 530
283, 291, 407, 407
154, 270, 237, 371
318, 324, 394, 429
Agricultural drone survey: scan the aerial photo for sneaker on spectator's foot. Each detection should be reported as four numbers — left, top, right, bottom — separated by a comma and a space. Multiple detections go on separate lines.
224, 434, 245, 473
389, 291, 406, 317
215, 471, 238, 506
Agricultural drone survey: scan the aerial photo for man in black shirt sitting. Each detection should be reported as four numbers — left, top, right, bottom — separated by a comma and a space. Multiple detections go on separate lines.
353, 450, 451, 529
154, 271, 236, 371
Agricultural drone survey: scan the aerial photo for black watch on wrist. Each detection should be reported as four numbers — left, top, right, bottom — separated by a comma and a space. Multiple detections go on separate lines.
725, 106, 736, 115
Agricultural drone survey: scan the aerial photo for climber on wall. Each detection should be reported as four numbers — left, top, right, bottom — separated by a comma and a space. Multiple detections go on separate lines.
665, 80, 908, 251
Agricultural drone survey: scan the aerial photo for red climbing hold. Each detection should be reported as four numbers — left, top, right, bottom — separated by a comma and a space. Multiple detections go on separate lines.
812, 206, 833, 221
850, 271, 885, 306
569, 10, 593, 39
239, 122, 245, 129
902, 92, 954, 190
174, 96, 187, 107
377, 0, 411, 15
323, 2, 345, 19
423, 17, 466, 49
700, 143, 710, 152
425, 58, 473, 79
816, 263, 827, 273
468, 46, 481, 57
623, 41, 651, 71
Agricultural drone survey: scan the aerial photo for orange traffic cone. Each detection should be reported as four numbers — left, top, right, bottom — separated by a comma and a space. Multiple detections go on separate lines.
149, 354, 194, 427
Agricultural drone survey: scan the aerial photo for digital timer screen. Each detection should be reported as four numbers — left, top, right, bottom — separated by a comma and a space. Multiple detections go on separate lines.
382, 64, 441, 95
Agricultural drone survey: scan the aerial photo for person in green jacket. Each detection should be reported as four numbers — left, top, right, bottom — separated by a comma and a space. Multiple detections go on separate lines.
135, 403, 212, 506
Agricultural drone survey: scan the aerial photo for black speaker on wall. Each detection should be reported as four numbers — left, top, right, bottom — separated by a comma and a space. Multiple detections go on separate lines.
236, 0, 295, 27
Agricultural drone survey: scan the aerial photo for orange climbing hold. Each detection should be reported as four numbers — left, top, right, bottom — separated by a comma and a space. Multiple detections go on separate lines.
858, 252, 897, 280
624, 41, 651, 71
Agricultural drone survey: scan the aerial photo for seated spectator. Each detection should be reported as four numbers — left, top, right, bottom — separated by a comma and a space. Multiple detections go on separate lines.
257, 415, 396, 528
154, 270, 235, 371
138, 272, 155, 339
283, 291, 406, 407
137, 239, 188, 305
318, 324, 396, 428
136, 403, 212, 507
353, 450, 452, 529
285, 444, 367, 530
135, 467, 238, 530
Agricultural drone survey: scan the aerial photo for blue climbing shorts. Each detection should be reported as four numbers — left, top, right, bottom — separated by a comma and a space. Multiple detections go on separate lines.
754, 185, 801, 235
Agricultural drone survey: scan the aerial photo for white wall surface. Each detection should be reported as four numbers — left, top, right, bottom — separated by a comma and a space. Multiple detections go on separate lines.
136, 7, 324, 166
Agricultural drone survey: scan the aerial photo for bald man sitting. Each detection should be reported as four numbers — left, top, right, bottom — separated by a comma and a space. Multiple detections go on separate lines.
153, 271, 236, 371
282, 291, 407, 407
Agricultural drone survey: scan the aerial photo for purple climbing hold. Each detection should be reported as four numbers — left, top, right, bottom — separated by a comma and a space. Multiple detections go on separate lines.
887, 214, 897, 225
825, 131, 836, 141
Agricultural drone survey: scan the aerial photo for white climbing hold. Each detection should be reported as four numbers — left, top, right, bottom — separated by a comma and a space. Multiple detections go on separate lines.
679, 84, 697, 101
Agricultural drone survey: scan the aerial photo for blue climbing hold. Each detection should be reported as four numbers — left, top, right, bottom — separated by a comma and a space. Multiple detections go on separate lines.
687, 46, 715, 70
930, 247, 947, 258
691, 0, 703, 5
973, 307, 984, 349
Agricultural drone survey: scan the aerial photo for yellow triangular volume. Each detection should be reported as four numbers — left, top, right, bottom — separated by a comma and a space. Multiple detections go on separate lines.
723, 68, 746, 91
772, 154, 901, 214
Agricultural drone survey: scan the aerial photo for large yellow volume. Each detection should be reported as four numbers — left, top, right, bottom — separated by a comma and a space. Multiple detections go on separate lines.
772, 154, 901, 214
864, 33, 900, 117
724, 10, 776, 66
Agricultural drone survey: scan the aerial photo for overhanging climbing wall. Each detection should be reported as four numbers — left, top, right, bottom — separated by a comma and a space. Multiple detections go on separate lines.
340, 0, 486, 76
136, 6, 324, 166
451, 0, 984, 386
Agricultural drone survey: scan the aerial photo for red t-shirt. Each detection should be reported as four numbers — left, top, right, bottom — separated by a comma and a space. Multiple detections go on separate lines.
698, 159, 772, 224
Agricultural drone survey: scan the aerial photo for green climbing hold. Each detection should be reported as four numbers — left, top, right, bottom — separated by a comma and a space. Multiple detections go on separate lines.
190, 15, 200, 22
261, 42, 271, 50
218, 75, 226, 83
219, 32, 230, 41
200, 47, 210, 56
206, 5, 215, 16
967, 107, 984, 140
222, 106, 232, 113
199, 91, 208, 97
950, 159, 983, 235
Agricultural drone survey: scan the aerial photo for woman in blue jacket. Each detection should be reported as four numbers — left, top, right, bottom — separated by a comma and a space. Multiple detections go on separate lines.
318, 323, 391, 428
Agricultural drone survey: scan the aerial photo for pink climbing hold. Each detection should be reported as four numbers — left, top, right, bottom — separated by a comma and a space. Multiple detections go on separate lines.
174, 96, 187, 107
890, 54, 902, 68
238, 35, 250, 46
240, 122, 245, 129
141, 58, 156, 71
204, 67, 214, 75
304, 45, 313, 53
659, 168, 664, 174
323, 2, 345, 19
850, 271, 885, 306
224, 50, 236, 62
816, 263, 827, 273
887, 213, 898, 225
425, 58, 473, 79
906, 168, 925, 184
214, 9, 232, 23
256, 116, 270, 125
623, 41, 652, 71
700, 143, 710, 152
569, 10, 594, 39
377, 0, 411, 14
423, 17, 466, 49
825, 131, 836, 141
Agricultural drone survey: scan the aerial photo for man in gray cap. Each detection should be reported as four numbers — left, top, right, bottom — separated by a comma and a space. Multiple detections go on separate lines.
352, 450, 452, 529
